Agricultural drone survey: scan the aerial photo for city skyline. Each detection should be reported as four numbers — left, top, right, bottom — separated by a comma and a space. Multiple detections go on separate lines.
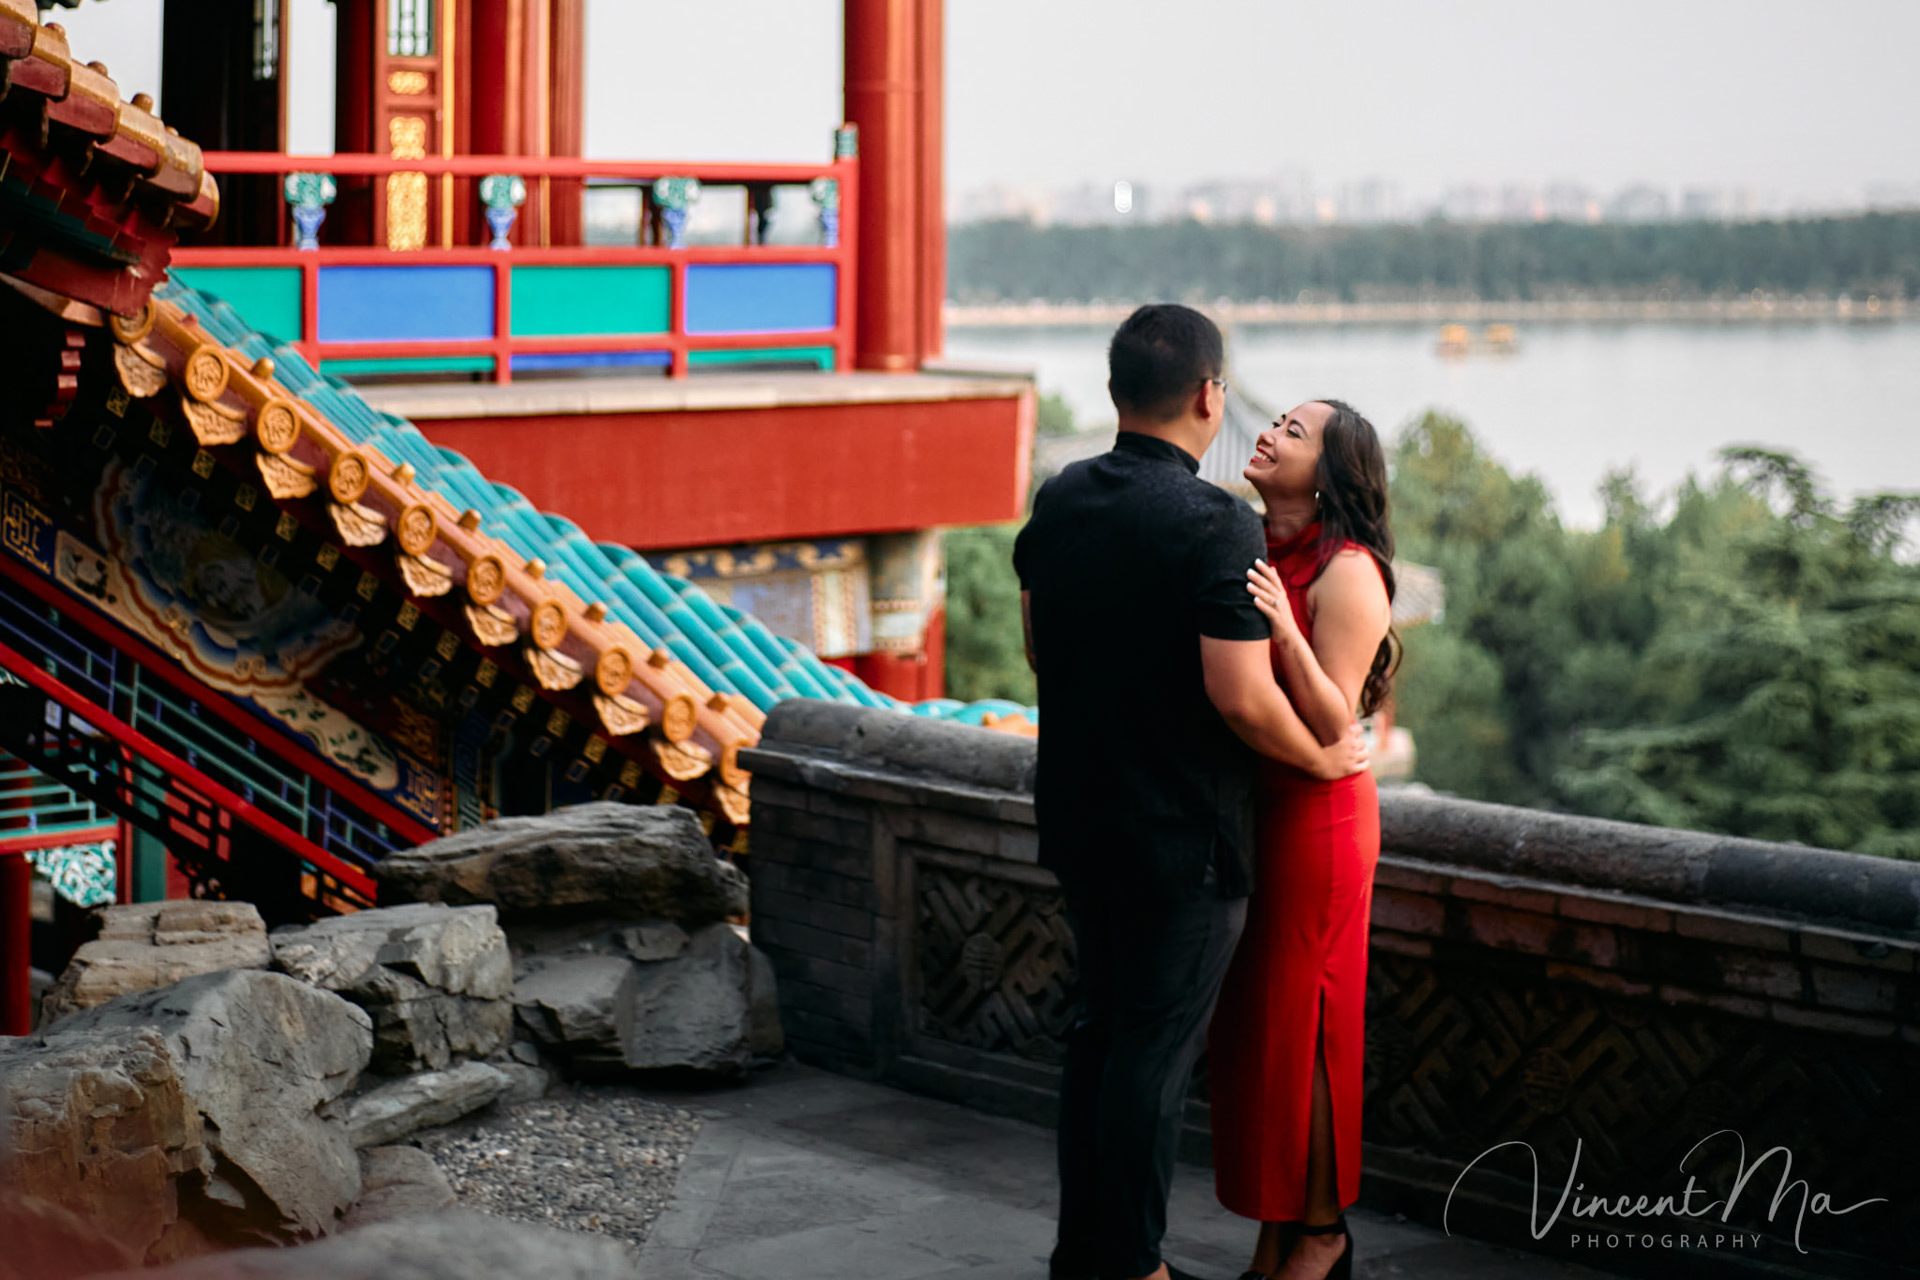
949, 171, 1920, 227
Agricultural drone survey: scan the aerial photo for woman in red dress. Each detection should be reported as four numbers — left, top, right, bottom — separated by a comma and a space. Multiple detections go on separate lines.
1208, 399, 1396, 1280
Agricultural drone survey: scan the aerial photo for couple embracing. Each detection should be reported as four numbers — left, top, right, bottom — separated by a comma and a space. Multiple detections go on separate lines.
1014, 304, 1396, 1280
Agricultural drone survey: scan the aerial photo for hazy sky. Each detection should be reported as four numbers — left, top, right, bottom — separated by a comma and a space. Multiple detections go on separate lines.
590, 0, 1920, 200
46, 0, 1920, 197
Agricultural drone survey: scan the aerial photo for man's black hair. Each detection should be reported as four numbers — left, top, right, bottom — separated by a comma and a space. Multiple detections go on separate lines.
1107, 304, 1224, 421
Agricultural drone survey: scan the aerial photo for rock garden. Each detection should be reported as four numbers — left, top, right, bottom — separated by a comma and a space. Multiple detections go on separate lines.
0, 803, 779, 1279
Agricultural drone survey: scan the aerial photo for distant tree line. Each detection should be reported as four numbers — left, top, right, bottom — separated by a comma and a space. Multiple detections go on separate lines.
948, 213, 1920, 304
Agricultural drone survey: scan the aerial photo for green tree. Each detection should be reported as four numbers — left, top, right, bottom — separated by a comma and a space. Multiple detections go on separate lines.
942, 523, 1036, 705
1036, 392, 1076, 437
1561, 453, 1920, 855
1387, 413, 1646, 803
1387, 416, 1920, 857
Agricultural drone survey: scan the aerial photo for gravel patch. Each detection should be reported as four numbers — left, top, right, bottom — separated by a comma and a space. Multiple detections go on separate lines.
412, 1081, 702, 1248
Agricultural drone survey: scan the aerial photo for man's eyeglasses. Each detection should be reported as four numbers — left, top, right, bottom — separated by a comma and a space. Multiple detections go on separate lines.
1202, 376, 1228, 393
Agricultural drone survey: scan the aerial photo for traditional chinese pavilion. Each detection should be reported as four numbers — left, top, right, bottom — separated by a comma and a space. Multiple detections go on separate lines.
0, 0, 1034, 1032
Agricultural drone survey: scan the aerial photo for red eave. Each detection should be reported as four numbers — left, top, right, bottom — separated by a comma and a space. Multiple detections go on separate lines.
364, 373, 1037, 549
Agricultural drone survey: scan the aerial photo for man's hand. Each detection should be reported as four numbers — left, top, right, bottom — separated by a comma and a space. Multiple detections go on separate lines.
1307, 721, 1370, 780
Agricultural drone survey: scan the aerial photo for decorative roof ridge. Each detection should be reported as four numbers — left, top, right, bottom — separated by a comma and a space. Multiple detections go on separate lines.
111, 289, 761, 821
0, 4, 218, 232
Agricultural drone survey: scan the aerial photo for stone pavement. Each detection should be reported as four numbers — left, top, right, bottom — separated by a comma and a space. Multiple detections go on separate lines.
636, 1062, 1616, 1280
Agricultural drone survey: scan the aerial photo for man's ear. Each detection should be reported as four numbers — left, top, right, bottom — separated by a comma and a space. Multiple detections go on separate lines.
1194, 382, 1219, 422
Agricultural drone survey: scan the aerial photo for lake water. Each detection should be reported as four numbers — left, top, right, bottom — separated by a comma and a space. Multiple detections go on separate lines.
944, 322, 1920, 528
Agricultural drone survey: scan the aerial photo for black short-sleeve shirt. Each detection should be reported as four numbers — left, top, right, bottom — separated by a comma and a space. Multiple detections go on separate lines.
1013, 431, 1269, 906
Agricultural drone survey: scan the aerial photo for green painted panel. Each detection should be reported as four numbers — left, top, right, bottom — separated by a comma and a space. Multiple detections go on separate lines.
321, 355, 497, 376
168, 267, 303, 342
688, 346, 836, 371
132, 830, 170, 904
511, 265, 671, 337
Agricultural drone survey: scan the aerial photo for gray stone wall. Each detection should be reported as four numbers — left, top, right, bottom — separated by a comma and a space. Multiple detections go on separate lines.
742, 701, 1919, 1278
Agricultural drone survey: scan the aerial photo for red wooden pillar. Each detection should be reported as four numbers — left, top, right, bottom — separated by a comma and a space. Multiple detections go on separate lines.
332, 0, 378, 244
547, 0, 586, 246
917, 0, 944, 361
1, 851, 29, 1035
467, 0, 582, 247
845, 0, 945, 371
467, 2, 515, 174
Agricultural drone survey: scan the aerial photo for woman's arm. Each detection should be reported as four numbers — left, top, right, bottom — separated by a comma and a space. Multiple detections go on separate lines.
1200, 637, 1369, 779
1247, 550, 1391, 746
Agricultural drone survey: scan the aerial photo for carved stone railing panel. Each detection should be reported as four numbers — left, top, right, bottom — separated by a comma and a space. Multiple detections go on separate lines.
916, 861, 1074, 1064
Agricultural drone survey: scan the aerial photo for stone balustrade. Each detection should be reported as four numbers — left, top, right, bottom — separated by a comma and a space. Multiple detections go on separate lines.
742, 700, 1919, 1278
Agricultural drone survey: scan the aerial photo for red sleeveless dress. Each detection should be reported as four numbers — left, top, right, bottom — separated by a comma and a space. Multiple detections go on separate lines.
1208, 522, 1381, 1221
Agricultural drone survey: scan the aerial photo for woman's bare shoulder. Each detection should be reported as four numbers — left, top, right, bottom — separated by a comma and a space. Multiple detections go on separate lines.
1322, 545, 1385, 580
1312, 548, 1391, 610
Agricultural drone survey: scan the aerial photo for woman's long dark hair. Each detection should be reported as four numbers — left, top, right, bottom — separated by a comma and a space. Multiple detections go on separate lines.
1310, 399, 1399, 718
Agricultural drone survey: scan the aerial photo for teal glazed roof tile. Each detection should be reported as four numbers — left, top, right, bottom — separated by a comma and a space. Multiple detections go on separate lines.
155, 279, 1039, 730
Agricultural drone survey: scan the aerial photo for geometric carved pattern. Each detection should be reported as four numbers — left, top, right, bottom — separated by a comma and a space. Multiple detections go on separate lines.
1362, 948, 1919, 1262
919, 865, 1077, 1065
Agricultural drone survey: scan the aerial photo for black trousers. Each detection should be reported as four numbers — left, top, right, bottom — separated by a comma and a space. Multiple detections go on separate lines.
1053, 877, 1248, 1279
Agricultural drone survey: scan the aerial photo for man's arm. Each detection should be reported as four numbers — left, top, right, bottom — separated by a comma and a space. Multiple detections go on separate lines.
1021, 590, 1037, 673
1200, 636, 1367, 778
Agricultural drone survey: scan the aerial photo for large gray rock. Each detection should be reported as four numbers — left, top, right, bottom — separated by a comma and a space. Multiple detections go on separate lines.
86, 1209, 640, 1279
510, 925, 780, 1077
271, 904, 514, 1074
39, 901, 271, 1025
492, 1060, 552, 1105
48, 969, 372, 1244
26, 967, 51, 1031
340, 1146, 455, 1230
620, 920, 690, 961
374, 802, 747, 926
512, 954, 635, 1064
0, 1025, 205, 1264
341, 1061, 510, 1148
622, 923, 758, 1075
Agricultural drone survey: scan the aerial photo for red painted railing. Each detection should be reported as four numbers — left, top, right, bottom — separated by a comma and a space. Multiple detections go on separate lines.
0, 640, 377, 904
0, 551, 438, 850
171, 152, 859, 384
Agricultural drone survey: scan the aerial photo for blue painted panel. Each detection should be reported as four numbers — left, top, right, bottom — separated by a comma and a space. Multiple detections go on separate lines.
511, 350, 671, 373
317, 266, 495, 342
684, 263, 837, 335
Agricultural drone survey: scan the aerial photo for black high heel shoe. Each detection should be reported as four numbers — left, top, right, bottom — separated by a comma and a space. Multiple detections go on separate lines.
1236, 1222, 1302, 1280
1289, 1214, 1351, 1280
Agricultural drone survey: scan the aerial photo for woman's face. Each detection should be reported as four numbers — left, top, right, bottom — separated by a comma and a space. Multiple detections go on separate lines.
1244, 401, 1331, 499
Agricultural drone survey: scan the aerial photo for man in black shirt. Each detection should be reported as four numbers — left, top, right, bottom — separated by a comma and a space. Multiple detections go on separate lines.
1014, 305, 1367, 1280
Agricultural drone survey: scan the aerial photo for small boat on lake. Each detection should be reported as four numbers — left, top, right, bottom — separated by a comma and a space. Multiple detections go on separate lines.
1436, 322, 1519, 356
